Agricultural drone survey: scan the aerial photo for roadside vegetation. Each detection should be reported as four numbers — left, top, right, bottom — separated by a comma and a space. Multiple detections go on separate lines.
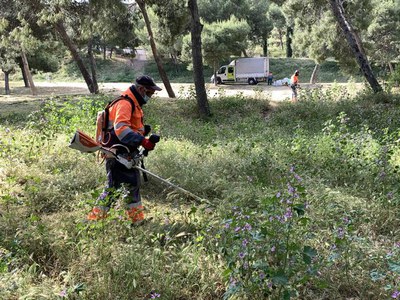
28, 56, 359, 85
1, 85, 400, 299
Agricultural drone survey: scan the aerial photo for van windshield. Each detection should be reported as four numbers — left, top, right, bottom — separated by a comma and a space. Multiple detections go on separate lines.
218, 67, 226, 74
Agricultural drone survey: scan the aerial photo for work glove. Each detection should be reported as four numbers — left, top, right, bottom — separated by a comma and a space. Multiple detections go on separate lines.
144, 125, 151, 136
141, 138, 155, 151
141, 134, 160, 156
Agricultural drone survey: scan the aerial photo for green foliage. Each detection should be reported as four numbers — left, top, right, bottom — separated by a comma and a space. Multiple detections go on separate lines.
367, 0, 400, 66
269, 58, 360, 82
215, 169, 318, 299
182, 16, 251, 71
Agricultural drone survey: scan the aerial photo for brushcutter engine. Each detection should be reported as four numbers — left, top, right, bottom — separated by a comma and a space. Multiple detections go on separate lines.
69, 130, 158, 169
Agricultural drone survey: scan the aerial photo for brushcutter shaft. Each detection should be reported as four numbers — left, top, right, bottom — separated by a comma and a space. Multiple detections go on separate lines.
134, 165, 204, 203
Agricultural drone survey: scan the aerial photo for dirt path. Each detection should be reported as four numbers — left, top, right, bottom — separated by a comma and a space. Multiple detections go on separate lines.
1, 81, 362, 108
0, 81, 326, 101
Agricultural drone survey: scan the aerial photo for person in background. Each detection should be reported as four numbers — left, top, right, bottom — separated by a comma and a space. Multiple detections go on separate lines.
267, 72, 273, 85
290, 69, 300, 102
87, 75, 162, 224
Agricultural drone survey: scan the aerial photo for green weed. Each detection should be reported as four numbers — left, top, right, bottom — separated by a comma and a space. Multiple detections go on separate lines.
1, 87, 400, 299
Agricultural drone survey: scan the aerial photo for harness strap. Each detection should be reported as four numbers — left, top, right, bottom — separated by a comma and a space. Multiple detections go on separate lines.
102, 94, 135, 133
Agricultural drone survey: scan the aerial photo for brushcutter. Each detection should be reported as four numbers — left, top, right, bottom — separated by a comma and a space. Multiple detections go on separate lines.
69, 130, 205, 203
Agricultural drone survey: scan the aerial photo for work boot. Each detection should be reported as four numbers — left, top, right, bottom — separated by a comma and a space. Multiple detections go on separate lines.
87, 206, 109, 221
125, 205, 145, 224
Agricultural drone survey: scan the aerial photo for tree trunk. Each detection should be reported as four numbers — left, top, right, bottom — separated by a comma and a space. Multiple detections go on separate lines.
17, 57, 29, 87
54, 20, 96, 93
4, 71, 10, 95
310, 63, 320, 84
87, 2, 99, 94
21, 50, 37, 95
213, 61, 218, 87
136, 0, 176, 98
329, 0, 382, 93
388, 62, 394, 74
262, 38, 268, 57
278, 29, 284, 50
188, 0, 210, 118
388, 62, 399, 87
286, 26, 293, 58
88, 39, 99, 94
103, 44, 107, 60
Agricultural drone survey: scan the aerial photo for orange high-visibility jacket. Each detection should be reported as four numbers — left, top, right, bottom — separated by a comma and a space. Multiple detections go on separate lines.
107, 87, 145, 147
291, 74, 299, 86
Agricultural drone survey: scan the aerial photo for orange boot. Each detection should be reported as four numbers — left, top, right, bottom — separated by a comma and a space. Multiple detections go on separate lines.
87, 206, 109, 220
125, 205, 145, 223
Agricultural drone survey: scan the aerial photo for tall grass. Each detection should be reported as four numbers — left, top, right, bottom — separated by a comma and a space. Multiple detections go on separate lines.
1, 87, 400, 299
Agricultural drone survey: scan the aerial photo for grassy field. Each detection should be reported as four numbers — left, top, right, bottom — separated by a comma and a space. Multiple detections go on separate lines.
1, 83, 400, 299
28, 55, 361, 84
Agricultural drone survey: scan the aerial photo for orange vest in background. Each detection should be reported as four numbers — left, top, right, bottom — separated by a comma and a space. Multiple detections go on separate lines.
291, 74, 299, 85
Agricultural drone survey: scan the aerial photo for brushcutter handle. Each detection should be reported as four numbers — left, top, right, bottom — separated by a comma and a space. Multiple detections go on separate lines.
142, 134, 160, 157
149, 134, 160, 144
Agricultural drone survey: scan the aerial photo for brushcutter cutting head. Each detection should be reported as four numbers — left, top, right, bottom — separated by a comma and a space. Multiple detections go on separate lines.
69, 130, 101, 153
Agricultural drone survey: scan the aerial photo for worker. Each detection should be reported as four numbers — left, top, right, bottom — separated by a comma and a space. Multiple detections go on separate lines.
87, 75, 162, 223
290, 70, 300, 102
267, 72, 273, 85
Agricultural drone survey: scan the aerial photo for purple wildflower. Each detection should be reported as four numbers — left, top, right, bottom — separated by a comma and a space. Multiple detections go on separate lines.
287, 183, 295, 195
239, 252, 246, 259
259, 272, 265, 280
276, 191, 281, 198
229, 277, 237, 287
224, 223, 230, 229
271, 246, 276, 252
277, 215, 285, 223
242, 239, 249, 247
99, 191, 108, 200
243, 223, 252, 231
392, 290, 400, 299
59, 290, 67, 297
294, 173, 302, 182
337, 227, 344, 239
284, 208, 292, 220
395, 242, 400, 248
234, 226, 241, 233
150, 291, 161, 298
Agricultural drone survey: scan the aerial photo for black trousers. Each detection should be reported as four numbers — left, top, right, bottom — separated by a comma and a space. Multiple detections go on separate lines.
97, 158, 141, 208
